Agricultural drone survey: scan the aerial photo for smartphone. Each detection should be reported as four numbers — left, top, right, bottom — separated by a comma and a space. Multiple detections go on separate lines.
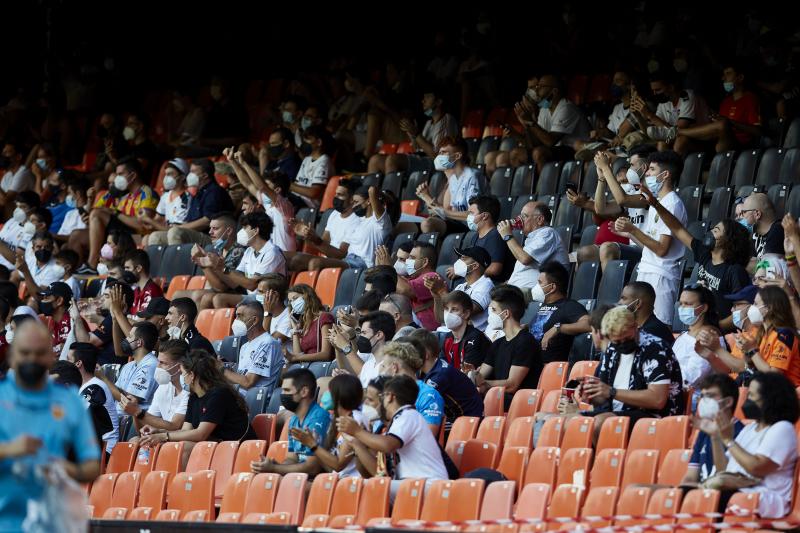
77, 206, 86, 215
564, 182, 578, 195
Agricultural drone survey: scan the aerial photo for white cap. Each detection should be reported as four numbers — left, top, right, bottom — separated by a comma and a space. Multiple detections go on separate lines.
167, 158, 189, 176
13, 305, 42, 323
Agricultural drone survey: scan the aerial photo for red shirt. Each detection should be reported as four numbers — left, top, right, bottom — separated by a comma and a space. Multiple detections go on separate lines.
132, 279, 164, 316
593, 215, 629, 246
46, 314, 88, 356
0, 333, 8, 367
719, 91, 761, 145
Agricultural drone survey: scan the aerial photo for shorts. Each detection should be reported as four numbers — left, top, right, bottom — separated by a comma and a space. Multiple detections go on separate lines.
406, 154, 435, 173
344, 253, 368, 269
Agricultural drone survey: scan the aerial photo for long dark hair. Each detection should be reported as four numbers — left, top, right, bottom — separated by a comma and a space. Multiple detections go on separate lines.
718, 219, 752, 267
759, 286, 796, 330
751, 372, 800, 425
682, 284, 719, 329
181, 349, 248, 414
324, 374, 363, 450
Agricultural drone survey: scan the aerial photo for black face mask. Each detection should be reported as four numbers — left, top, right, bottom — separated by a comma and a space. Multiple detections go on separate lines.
653, 93, 670, 104
299, 142, 313, 157
268, 145, 284, 159
332, 198, 347, 213
353, 204, 367, 218
0, 155, 10, 169
357, 334, 374, 354
17, 361, 48, 386
702, 232, 717, 250
280, 393, 300, 412
48, 184, 61, 196
39, 300, 55, 316
35, 249, 52, 263
121, 338, 136, 356
611, 337, 638, 354
610, 85, 625, 99
741, 399, 761, 420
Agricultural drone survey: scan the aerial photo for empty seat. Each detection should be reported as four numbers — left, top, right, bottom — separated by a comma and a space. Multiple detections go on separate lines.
269, 472, 308, 525
780, 147, 800, 184
476, 416, 507, 448
590, 448, 625, 489
88, 473, 117, 517
557, 447, 593, 487
514, 483, 550, 522
537, 362, 568, 394
579, 486, 619, 528
315, 268, 342, 308
209, 441, 239, 498
484, 386, 505, 416
185, 441, 218, 472
755, 147, 786, 187
677, 185, 704, 221
536, 416, 564, 448
676, 489, 720, 533
506, 416, 535, 448
511, 165, 535, 195
303, 476, 362, 527
458, 440, 498, 475
679, 152, 705, 187
525, 446, 559, 488
480, 480, 516, 520
730, 149, 761, 189
496, 446, 529, 488
106, 442, 138, 474
614, 486, 652, 527
561, 416, 594, 451
506, 389, 542, 425
490, 167, 514, 196
596, 260, 629, 306
570, 261, 600, 301
657, 448, 692, 486
216, 472, 255, 523
707, 186, 734, 227
621, 449, 660, 488
166, 471, 216, 519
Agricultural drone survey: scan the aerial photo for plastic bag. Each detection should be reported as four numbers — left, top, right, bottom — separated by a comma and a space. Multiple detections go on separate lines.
22, 462, 89, 533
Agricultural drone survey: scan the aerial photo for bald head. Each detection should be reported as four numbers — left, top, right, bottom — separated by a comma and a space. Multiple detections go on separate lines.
743, 193, 774, 217
11, 321, 54, 388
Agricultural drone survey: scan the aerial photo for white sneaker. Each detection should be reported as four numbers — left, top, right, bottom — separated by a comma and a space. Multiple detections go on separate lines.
646, 125, 677, 142
574, 141, 606, 161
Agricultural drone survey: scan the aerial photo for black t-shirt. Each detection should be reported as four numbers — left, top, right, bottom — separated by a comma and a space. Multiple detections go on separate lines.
528, 298, 588, 363
641, 314, 675, 347
475, 228, 512, 282
185, 326, 216, 355
443, 325, 492, 369
691, 239, 751, 318
80, 383, 113, 445
484, 329, 542, 390
93, 314, 128, 365
185, 386, 254, 442
753, 220, 784, 259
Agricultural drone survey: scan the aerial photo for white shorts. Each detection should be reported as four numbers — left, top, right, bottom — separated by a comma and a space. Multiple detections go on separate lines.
636, 271, 680, 325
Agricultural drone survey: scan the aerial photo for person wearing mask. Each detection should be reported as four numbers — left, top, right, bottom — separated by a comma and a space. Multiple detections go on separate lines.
251, 368, 329, 476
618, 281, 675, 347
55, 176, 90, 251
260, 127, 301, 181
40, 282, 86, 360
377, 341, 445, 436
698, 372, 797, 518
672, 285, 721, 396
613, 151, 688, 324
0, 322, 100, 531
257, 274, 291, 345
738, 192, 783, 262
528, 261, 591, 364
123, 250, 164, 316
96, 321, 160, 411
473, 285, 542, 406
440, 290, 491, 370
289, 125, 335, 209
119, 340, 189, 439
428, 246, 495, 332
396, 242, 442, 331
0, 142, 34, 210
501, 202, 569, 294
0, 191, 40, 254
67, 342, 119, 456
290, 373, 366, 478
378, 293, 417, 339
140, 158, 191, 246
75, 281, 135, 365
455, 195, 510, 281
410, 328, 484, 422
330, 310, 395, 388
223, 300, 284, 397
284, 284, 334, 364
416, 136, 483, 235
699, 286, 800, 386
164, 297, 216, 353
54, 250, 81, 301
14, 231, 63, 298
135, 296, 171, 342
336, 375, 449, 496
141, 350, 254, 469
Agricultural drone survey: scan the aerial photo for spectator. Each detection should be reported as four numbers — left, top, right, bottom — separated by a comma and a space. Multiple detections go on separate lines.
124, 250, 164, 316
453, 195, 509, 281
289, 125, 335, 209
0, 190, 39, 252
700, 372, 797, 518
0, 141, 34, 210
141, 350, 254, 468
289, 373, 365, 477
222, 300, 284, 397
673, 62, 762, 154
396, 242, 442, 330
440, 290, 491, 370
88, 229, 136, 281
363, 266, 398, 298
153, 158, 235, 247
681, 374, 744, 486
0, 205, 51, 273
56, 176, 90, 249
416, 136, 482, 235
280, 284, 331, 364
673, 285, 722, 394
164, 297, 216, 353
40, 281, 85, 360
96, 321, 160, 411
391, 242, 415, 276
378, 293, 418, 339
582, 306, 684, 435
119, 339, 188, 439
40, 163, 71, 234
430, 246, 495, 332
501, 202, 569, 293
79, 280, 135, 365
289, 179, 362, 272
14, 231, 63, 298
67, 342, 119, 456
355, 290, 382, 315
378, 341, 445, 435
739, 192, 783, 261
473, 285, 543, 404
54, 249, 81, 300
257, 273, 291, 345
529, 261, 591, 364
140, 158, 191, 246
331, 310, 395, 387
0, 322, 100, 531
618, 281, 675, 347
336, 375, 449, 495
135, 296, 171, 340
252, 368, 330, 475
615, 151, 688, 324
260, 127, 301, 181
410, 328, 484, 422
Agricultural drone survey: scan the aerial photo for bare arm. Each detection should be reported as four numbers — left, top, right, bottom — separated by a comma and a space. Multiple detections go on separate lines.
478, 364, 530, 394
289, 183, 325, 200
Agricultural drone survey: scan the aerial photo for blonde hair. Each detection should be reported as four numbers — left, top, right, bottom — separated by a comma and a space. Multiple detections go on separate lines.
382, 341, 423, 372
601, 306, 636, 338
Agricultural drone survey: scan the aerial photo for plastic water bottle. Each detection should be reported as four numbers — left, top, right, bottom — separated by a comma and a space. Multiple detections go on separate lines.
137, 447, 150, 465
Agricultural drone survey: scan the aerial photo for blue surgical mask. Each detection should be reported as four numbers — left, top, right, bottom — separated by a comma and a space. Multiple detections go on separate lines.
65, 195, 77, 208
678, 305, 702, 326
213, 238, 226, 253
645, 172, 665, 196
434, 154, 456, 171
320, 390, 334, 410
538, 98, 551, 109
291, 297, 306, 315
180, 373, 190, 392
723, 82, 735, 93
466, 213, 478, 231
282, 110, 296, 124
738, 218, 754, 233
301, 117, 313, 130
424, 108, 434, 117
732, 309, 746, 330
36, 158, 48, 170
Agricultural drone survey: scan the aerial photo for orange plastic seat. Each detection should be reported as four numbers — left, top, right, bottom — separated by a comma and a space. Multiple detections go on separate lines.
252, 414, 277, 444
165, 471, 216, 518
476, 416, 507, 448
185, 441, 218, 472
352, 477, 391, 526
110, 471, 140, 511
627, 418, 659, 452
480, 481, 516, 520
458, 440, 498, 475
538, 390, 561, 414
152, 441, 183, 477
567, 360, 599, 381
496, 446, 529, 489
525, 446, 559, 488
724, 492, 760, 527
657, 448, 692, 486
561, 416, 594, 451
233, 440, 267, 473
315, 268, 342, 308
209, 307, 235, 341
216, 472, 255, 522
268, 472, 308, 525
614, 486, 652, 527
655, 416, 691, 466
102, 507, 129, 520
165, 275, 191, 299
589, 448, 625, 489
186, 275, 207, 290
514, 483, 550, 521
209, 440, 239, 498
132, 444, 160, 474
621, 449, 660, 488
266, 441, 288, 463
303, 476, 363, 527
401, 200, 420, 215
128, 507, 154, 521
154, 509, 181, 521
195, 309, 217, 339
293, 270, 319, 288
183, 510, 211, 522
446, 416, 480, 447
637, 487, 683, 527
377, 478, 424, 525
484, 386, 506, 416
506, 416, 535, 448
131, 471, 171, 515
557, 447, 593, 487
536, 416, 564, 448
676, 489, 720, 533
304, 473, 338, 518
543, 485, 584, 531
537, 362, 568, 395
88, 473, 117, 517
106, 442, 137, 473
596, 416, 630, 452
579, 486, 618, 528
506, 389, 542, 426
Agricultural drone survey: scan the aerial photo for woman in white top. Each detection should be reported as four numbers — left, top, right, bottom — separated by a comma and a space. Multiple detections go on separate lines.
700, 372, 798, 518
672, 284, 720, 399
290, 373, 366, 478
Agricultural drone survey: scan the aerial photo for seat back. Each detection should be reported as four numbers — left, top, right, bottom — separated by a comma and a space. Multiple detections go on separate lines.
677, 489, 720, 533
597, 260, 630, 306
306, 473, 338, 516
128, 507, 154, 521
496, 447, 529, 489
106, 442, 137, 473
458, 440, 498, 475
446, 416, 480, 447
154, 509, 182, 521
589, 448, 625, 490
355, 477, 390, 526
505, 389, 542, 425
233, 440, 267, 473
621, 449, 660, 488
151, 442, 183, 477
567, 361, 599, 381
514, 483, 550, 520
627, 417, 659, 452
195, 309, 216, 339
272, 472, 308, 524
167, 471, 216, 517
138, 471, 171, 511
538, 390, 561, 414
525, 446, 559, 488
614, 486, 653, 527
242, 473, 281, 516
186, 275, 207, 291
505, 416, 535, 448
327, 476, 362, 519
185, 441, 218, 473
209, 441, 239, 498
657, 448, 692, 486
391, 478, 425, 523
251, 414, 276, 444
655, 416, 690, 465
581, 487, 618, 528
209, 307, 235, 341
547, 485, 584, 521
480, 481, 516, 521
476, 416, 506, 447
641, 488, 684, 526
483, 386, 505, 416
449, 478, 485, 522
111, 471, 141, 510
570, 261, 600, 301
537, 362, 568, 394
89, 473, 118, 517
315, 268, 342, 308
165, 275, 191, 299
536, 416, 564, 448
557, 447, 593, 487
596, 416, 630, 452
561, 416, 594, 451
219, 472, 254, 516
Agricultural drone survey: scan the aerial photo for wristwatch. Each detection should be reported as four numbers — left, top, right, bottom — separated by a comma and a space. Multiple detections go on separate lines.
554, 323, 562, 334
341, 344, 353, 355
502, 234, 513, 242
136, 409, 146, 420
609, 387, 617, 400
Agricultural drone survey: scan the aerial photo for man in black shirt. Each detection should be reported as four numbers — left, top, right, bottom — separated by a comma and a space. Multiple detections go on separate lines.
618, 281, 674, 347
447, 195, 510, 282
86, 280, 135, 365
474, 285, 542, 406
164, 297, 216, 354
528, 262, 591, 363
740, 192, 783, 261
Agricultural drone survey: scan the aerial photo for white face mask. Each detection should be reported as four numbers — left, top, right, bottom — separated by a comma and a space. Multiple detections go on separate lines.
405, 258, 418, 276
167, 325, 183, 340
231, 318, 252, 337
362, 404, 380, 423
291, 297, 306, 314
186, 172, 200, 187
626, 167, 642, 186
51, 264, 66, 280
22, 221, 36, 236
237, 228, 254, 246
154, 363, 179, 386
621, 183, 636, 195
487, 309, 505, 330
697, 396, 721, 419
530, 283, 552, 303
163, 175, 177, 191
5, 326, 14, 344
444, 311, 463, 331
123, 126, 136, 141
114, 175, 130, 191
12, 207, 26, 224
453, 259, 469, 278
394, 260, 406, 276
747, 304, 764, 325
97, 263, 109, 276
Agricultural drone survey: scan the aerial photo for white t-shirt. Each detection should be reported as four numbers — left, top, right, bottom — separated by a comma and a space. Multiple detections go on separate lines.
655, 90, 698, 126
727, 420, 798, 518
344, 211, 392, 268
19, 254, 64, 288
637, 190, 687, 281
236, 241, 287, 290
155, 190, 190, 224
336, 410, 367, 478
359, 353, 380, 388
325, 210, 363, 249
294, 154, 334, 208
607, 103, 630, 134
57, 209, 87, 235
420, 114, 459, 149
147, 382, 190, 423
269, 307, 292, 345
64, 275, 82, 300
80, 377, 119, 454
611, 352, 636, 412
0, 166, 33, 192
454, 275, 495, 332
387, 406, 449, 480
507, 226, 570, 289
236, 331, 285, 397
672, 332, 713, 388
446, 167, 482, 212
261, 194, 297, 253
0, 218, 24, 248
537, 99, 591, 147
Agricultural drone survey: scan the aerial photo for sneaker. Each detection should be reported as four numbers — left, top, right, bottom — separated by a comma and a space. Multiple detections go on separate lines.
574, 141, 607, 161
646, 125, 677, 142
75, 263, 98, 276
